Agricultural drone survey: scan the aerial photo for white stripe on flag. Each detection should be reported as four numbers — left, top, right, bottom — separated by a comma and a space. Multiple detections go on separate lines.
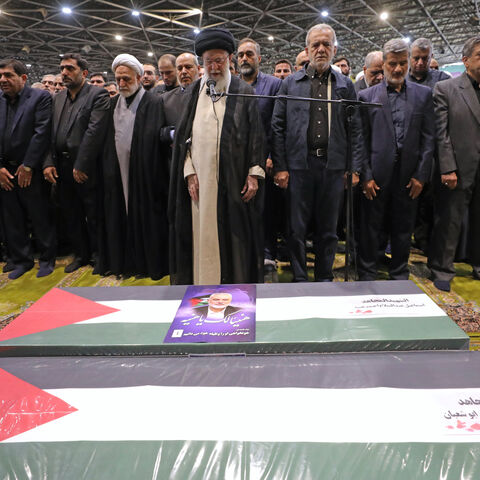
79, 294, 447, 325
5, 386, 480, 444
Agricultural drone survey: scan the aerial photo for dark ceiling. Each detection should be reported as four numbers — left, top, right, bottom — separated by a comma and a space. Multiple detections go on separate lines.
0, 0, 479, 80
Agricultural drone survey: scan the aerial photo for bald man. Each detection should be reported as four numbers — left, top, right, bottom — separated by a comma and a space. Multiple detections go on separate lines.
295, 51, 309, 71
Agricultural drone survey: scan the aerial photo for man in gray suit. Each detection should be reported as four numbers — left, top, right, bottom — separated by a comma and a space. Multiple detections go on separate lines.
428, 35, 480, 291
43, 53, 110, 273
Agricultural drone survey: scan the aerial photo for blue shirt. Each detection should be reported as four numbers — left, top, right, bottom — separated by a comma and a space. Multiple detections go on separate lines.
386, 81, 407, 152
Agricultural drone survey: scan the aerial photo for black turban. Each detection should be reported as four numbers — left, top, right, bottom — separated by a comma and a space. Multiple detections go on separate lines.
194, 28, 235, 57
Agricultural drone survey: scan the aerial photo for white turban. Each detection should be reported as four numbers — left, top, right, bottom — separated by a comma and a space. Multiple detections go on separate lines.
112, 54, 144, 76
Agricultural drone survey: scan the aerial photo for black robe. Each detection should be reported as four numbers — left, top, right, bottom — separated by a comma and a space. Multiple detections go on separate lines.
98, 91, 169, 280
169, 76, 265, 285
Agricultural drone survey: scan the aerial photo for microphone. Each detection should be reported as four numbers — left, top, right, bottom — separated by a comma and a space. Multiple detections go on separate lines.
206, 78, 220, 102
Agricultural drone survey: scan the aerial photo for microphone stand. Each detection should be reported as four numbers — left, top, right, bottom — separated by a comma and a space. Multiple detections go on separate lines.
208, 89, 381, 281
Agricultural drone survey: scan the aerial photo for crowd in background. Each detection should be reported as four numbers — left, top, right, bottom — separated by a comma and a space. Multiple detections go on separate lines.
0, 24, 479, 292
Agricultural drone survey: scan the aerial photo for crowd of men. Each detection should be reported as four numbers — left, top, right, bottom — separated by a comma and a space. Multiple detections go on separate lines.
1, 25, 479, 292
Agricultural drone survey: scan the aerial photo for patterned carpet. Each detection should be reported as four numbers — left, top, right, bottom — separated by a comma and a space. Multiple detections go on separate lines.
1, 251, 480, 348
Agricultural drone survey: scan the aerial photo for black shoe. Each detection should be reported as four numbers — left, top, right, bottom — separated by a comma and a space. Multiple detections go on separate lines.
64, 258, 87, 273
2, 261, 15, 273
8, 264, 33, 280
433, 279, 451, 292
37, 262, 55, 278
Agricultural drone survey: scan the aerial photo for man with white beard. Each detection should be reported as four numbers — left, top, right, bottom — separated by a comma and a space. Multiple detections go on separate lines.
169, 27, 266, 285
97, 54, 169, 280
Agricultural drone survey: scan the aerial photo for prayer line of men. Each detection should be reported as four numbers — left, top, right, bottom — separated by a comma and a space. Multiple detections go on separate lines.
1, 25, 479, 293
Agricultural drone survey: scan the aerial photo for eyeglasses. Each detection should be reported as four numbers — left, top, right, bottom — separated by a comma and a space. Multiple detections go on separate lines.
204, 55, 228, 67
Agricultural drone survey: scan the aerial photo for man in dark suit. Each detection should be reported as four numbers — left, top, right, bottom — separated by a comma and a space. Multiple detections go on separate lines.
271, 23, 363, 282
43, 53, 109, 273
358, 38, 435, 281
0, 59, 56, 279
160, 52, 200, 143
428, 35, 480, 291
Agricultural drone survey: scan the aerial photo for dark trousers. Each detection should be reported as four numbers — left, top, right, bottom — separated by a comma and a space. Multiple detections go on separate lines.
264, 174, 286, 261
429, 166, 480, 282
287, 156, 344, 282
358, 169, 417, 280
413, 181, 434, 254
0, 168, 56, 269
57, 155, 98, 263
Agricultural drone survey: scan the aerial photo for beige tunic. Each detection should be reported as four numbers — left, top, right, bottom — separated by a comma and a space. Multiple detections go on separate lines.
184, 82, 227, 285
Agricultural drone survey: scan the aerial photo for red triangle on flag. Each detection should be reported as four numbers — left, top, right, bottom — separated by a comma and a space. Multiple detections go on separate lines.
0, 288, 119, 342
0, 368, 77, 442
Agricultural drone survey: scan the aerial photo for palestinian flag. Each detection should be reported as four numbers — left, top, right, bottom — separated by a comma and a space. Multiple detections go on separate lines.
2, 352, 480, 479
0, 281, 468, 356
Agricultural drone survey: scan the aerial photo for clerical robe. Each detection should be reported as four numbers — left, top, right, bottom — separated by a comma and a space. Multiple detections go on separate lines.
169, 75, 265, 285
98, 90, 169, 279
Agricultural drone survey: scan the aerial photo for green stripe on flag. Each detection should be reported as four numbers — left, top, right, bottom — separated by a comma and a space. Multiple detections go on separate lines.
0, 315, 468, 356
1, 441, 480, 479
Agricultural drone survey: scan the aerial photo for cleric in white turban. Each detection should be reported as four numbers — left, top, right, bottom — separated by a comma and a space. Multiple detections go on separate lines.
97, 53, 170, 280
111, 54, 144, 78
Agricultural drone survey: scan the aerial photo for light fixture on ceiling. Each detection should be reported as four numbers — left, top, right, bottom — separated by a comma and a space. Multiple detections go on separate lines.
132, 10, 140, 17
191, 8, 202, 15
26, 64, 32, 68
268, 35, 274, 41
62, 6, 72, 14
81, 45, 92, 53
115, 34, 123, 41
193, 28, 200, 34
403, 36, 411, 44
59, 53, 64, 57
147, 51, 154, 57
321, 10, 329, 17
379, 11, 389, 21
0, 9, 3, 14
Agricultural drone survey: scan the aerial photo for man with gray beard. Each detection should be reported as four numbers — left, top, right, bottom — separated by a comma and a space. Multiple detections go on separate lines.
97, 54, 169, 280
169, 27, 265, 285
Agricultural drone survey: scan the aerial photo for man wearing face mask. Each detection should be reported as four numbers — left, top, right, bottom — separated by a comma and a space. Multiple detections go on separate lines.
169, 27, 265, 285
97, 54, 169, 280
43, 53, 109, 274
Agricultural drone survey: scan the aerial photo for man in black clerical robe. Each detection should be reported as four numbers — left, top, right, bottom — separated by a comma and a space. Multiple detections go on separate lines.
98, 54, 169, 280
169, 28, 265, 285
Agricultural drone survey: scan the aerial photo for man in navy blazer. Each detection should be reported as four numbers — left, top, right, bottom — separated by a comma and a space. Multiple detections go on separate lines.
271, 24, 363, 282
0, 58, 56, 279
358, 38, 435, 281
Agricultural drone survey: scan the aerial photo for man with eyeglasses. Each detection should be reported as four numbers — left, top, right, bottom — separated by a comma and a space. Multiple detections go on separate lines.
169, 27, 265, 285
355, 51, 384, 93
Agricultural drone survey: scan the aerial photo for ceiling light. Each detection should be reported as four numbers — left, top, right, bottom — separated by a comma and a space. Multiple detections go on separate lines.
191, 8, 202, 15
103, 71, 108, 75
321, 10, 329, 17
334, 41, 338, 46
193, 28, 200, 34
404, 36, 411, 43
0, 9, 3, 14
115, 34, 123, 41
26, 64, 32, 68
268, 35, 274, 41
379, 11, 388, 21
132, 10, 140, 17
59, 53, 64, 57
147, 51, 154, 57
62, 6, 72, 14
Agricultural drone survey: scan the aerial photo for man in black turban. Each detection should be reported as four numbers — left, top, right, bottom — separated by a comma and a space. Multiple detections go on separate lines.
169, 28, 266, 285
